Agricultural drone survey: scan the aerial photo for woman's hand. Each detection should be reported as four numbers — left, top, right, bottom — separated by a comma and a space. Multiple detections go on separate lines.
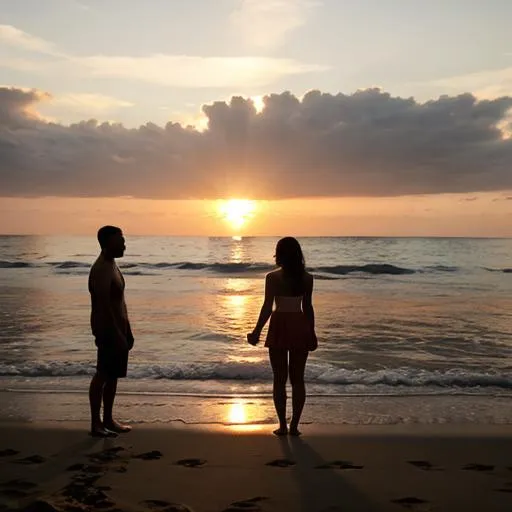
247, 331, 260, 346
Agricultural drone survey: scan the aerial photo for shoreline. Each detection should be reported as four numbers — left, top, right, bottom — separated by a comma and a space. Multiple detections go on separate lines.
4, 384, 512, 399
1, 388, 512, 427
1, 422, 512, 511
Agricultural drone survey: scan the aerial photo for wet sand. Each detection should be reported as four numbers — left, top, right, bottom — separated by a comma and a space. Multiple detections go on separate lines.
0, 422, 511, 511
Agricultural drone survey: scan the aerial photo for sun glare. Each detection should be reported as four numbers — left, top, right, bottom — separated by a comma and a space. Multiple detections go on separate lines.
251, 95, 265, 114
217, 199, 257, 231
227, 402, 247, 424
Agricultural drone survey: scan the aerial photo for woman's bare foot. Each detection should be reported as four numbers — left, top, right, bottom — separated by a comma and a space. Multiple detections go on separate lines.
273, 426, 288, 436
103, 420, 132, 434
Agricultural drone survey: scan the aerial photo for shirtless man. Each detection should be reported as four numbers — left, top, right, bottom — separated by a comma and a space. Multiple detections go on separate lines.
88, 225, 134, 437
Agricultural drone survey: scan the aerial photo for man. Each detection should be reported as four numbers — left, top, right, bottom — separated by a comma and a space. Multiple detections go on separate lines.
88, 225, 134, 437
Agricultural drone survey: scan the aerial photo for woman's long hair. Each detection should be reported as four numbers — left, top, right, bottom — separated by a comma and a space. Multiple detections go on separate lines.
275, 237, 306, 295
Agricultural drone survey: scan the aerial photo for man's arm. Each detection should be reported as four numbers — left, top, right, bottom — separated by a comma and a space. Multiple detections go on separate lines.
91, 266, 127, 349
126, 320, 134, 350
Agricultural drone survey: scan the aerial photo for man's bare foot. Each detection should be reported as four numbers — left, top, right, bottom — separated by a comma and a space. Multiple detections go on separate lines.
289, 423, 301, 436
90, 426, 117, 438
103, 420, 132, 434
273, 427, 288, 436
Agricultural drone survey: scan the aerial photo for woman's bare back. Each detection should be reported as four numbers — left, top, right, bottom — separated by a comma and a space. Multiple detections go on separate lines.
267, 268, 313, 298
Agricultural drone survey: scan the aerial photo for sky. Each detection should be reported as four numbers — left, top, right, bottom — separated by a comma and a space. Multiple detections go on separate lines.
1, 0, 512, 236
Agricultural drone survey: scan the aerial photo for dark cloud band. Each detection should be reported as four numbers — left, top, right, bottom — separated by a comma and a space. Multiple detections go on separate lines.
1, 87, 511, 198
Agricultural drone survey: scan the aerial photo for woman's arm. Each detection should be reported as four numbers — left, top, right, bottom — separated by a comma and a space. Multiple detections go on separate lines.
302, 274, 315, 330
248, 274, 274, 344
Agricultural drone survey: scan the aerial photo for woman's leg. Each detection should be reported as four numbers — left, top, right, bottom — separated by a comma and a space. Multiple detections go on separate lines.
269, 347, 289, 434
289, 350, 309, 435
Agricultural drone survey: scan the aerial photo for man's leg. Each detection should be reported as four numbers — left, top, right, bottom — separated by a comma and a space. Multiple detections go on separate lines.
103, 377, 132, 433
102, 377, 117, 426
89, 372, 113, 436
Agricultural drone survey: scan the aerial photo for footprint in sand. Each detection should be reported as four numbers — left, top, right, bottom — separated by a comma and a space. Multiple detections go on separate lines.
141, 499, 194, 511
0, 479, 37, 499
2, 479, 38, 490
494, 482, 512, 493
66, 463, 86, 472
66, 471, 104, 491
407, 460, 443, 471
0, 449, 20, 458
315, 460, 363, 470
60, 478, 115, 510
134, 450, 163, 461
175, 458, 207, 468
391, 496, 431, 510
265, 459, 295, 468
88, 446, 125, 463
13, 455, 46, 465
66, 463, 104, 473
21, 499, 61, 512
221, 496, 268, 512
462, 463, 494, 472
0, 488, 29, 499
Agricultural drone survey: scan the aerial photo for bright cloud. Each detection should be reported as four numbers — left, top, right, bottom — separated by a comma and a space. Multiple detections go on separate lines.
0, 24, 60, 56
0, 24, 327, 89
40, 93, 134, 120
423, 66, 512, 100
75, 54, 327, 88
230, 0, 320, 48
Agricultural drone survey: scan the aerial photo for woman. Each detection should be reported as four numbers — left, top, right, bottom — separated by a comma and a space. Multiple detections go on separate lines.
247, 237, 317, 436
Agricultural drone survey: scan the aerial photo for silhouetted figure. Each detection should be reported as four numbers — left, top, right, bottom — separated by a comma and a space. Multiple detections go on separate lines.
248, 237, 317, 436
88, 226, 134, 437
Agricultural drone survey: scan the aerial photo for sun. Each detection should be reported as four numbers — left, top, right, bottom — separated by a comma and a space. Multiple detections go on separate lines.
251, 95, 265, 114
217, 199, 257, 231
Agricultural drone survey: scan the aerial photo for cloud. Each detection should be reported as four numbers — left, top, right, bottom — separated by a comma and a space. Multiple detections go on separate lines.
0, 57, 47, 72
70, 0, 91, 11
42, 93, 133, 119
230, 0, 320, 48
49, 93, 133, 110
75, 55, 326, 88
0, 25, 61, 56
423, 66, 512, 100
492, 196, 512, 202
1, 87, 512, 199
0, 87, 50, 127
0, 24, 327, 88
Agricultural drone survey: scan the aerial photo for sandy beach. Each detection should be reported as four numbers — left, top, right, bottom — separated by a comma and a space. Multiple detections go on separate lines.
0, 422, 511, 512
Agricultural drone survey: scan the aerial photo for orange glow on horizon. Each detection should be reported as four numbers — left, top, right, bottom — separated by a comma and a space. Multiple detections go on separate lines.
216, 199, 257, 231
1, 192, 511, 237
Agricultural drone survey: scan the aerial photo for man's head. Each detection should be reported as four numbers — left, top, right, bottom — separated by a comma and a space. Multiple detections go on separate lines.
97, 225, 125, 258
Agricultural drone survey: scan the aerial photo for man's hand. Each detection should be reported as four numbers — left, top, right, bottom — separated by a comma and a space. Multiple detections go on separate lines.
310, 330, 318, 352
115, 334, 129, 352
247, 331, 260, 346
127, 326, 134, 350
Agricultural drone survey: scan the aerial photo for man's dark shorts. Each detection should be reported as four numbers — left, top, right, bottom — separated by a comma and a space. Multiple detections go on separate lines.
95, 336, 129, 378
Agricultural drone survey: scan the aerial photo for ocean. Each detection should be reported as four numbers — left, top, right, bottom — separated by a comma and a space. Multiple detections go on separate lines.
1, 235, 511, 426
